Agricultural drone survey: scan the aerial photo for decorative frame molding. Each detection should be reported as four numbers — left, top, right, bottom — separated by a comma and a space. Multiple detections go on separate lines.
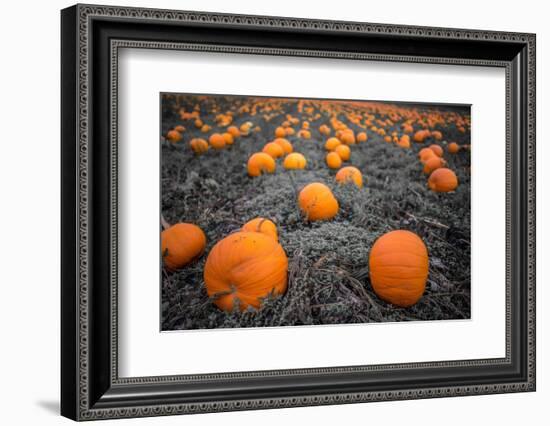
61, 4, 536, 421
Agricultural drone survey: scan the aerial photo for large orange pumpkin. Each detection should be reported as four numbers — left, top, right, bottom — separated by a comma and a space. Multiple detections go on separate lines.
222, 132, 234, 145
241, 218, 278, 240
369, 230, 429, 307
283, 153, 307, 170
413, 129, 430, 143
204, 232, 288, 311
247, 152, 276, 177
428, 168, 458, 192
166, 129, 182, 143
161, 223, 206, 270
335, 166, 363, 188
298, 182, 339, 221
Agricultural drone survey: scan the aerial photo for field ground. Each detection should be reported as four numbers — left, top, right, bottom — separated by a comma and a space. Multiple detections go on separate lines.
161, 95, 471, 331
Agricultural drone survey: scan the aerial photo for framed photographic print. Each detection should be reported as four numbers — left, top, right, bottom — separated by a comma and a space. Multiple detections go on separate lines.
61, 4, 536, 421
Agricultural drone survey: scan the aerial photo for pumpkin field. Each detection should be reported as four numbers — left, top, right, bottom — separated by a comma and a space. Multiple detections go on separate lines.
160, 94, 471, 331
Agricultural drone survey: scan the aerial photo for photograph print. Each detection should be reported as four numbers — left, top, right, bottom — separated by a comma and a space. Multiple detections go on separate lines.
160, 93, 471, 331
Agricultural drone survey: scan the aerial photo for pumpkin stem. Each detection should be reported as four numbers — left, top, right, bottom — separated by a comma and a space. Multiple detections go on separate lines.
160, 214, 171, 230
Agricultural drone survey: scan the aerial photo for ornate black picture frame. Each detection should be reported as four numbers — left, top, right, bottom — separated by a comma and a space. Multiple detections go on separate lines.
61, 4, 536, 421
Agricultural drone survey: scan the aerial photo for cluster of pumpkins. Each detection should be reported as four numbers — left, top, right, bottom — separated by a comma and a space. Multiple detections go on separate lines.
162, 217, 428, 311
161, 97, 471, 312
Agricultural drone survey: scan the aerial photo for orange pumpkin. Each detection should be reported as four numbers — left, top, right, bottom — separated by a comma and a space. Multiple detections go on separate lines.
222, 132, 234, 145
431, 130, 443, 140
227, 126, 241, 138
174, 125, 186, 133
189, 138, 208, 154
447, 142, 460, 154
242, 218, 278, 240
429, 144, 443, 157
166, 130, 182, 143
428, 168, 458, 192
335, 166, 363, 188
339, 130, 356, 145
326, 152, 342, 169
423, 156, 446, 174
194, 118, 203, 129
274, 138, 293, 154
325, 137, 341, 151
419, 148, 437, 164
204, 232, 288, 311
275, 126, 286, 138
334, 144, 351, 161
413, 129, 430, 143
369, 230, 428, 307
298, 129, 311, 139
397, 134, 410, 148
283, 153, 307, 170
298, 182, 339, 221
247, 152, 276, 177
285, 127, 296, 136
356, 132, 368, 143
161, 223, 206, 270
209, 133, 226, 149
200, 124, 211, 133
319, 124, 331, 136
262, 142, 285, 158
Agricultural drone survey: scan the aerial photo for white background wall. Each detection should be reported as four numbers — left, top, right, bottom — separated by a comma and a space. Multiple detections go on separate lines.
0, 0, 547, 424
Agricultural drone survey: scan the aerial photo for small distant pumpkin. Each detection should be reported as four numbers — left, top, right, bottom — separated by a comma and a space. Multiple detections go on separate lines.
356, 132, 368, 143
423, 156, 446, 174
431, 130, 443, 140
369, 230, 428, 307
204, 232, 288, 311
334, 144, 351, 161
428, 168, 458, 192
397, 134, 410, 148
275, 126, 286, 138
298, 182, 339, 221
227, 126, 241, 138
166, 130, 182, 143
325, 137, 341, 151
174, 125, 186, 133
326, 152, 342, 169
413, 129, 430, 143
194, 118, 203, 129
222, 132, 234, 145
319, 124, 331, 135
189, 138, 208, 154
285, 127, 296, 136
298, 129, 311, 139
200, 124, 211, 133
161, 223, 206, 271
262, 142, 285, 158
242, 218, 278, 240
339, 130, 356, 145
209, 133, 226, 149
429, 144, 443, 157
247, 152, 276, 177
335, 166, 363, 188
283, 153, 307, 170
274, 138, 293, 154
447, 142, 460, 154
